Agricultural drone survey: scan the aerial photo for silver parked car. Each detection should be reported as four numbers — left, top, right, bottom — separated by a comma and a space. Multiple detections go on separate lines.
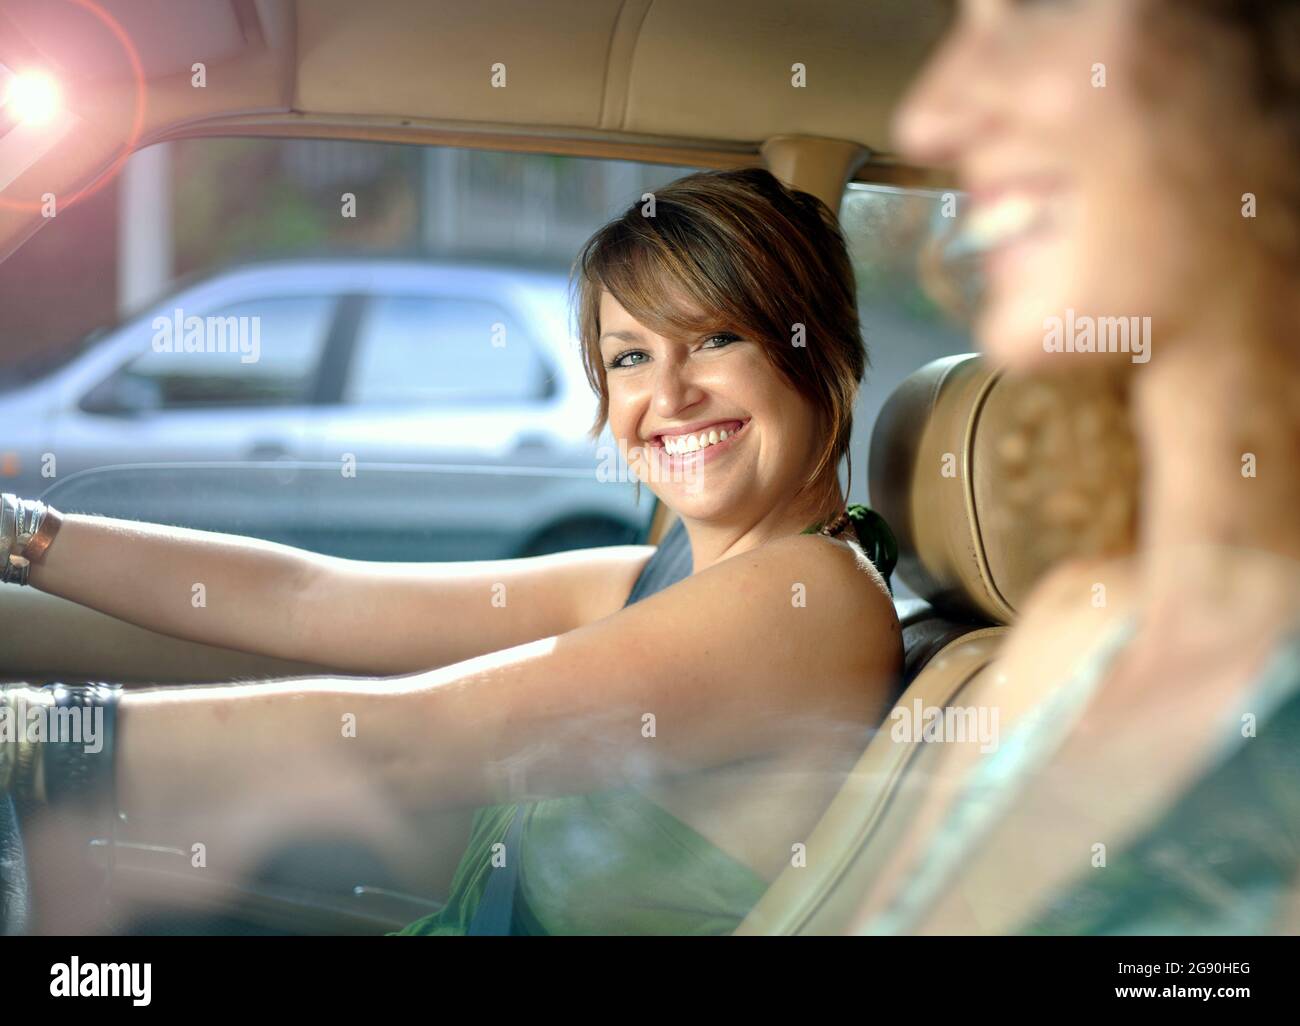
0, 260, 650, 559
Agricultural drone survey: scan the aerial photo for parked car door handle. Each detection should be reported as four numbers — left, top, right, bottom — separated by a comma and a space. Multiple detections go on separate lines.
513, 433, 552, 453
246, 441, 292, 462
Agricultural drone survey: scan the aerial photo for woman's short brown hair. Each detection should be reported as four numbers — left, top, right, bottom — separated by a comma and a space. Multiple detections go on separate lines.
572, 167, 866, 502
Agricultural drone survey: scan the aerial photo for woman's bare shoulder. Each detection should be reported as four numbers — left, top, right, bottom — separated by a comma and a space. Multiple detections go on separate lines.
748, 530, 901, 664
564, 530, 902, 714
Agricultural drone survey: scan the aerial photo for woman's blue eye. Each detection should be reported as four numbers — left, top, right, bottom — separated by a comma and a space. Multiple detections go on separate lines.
606, 334, 738, 369
607, 350, 648, 370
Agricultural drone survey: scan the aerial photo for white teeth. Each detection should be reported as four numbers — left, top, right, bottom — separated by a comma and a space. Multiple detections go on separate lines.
660, 423, 739, 456
963, 195, 1044, 253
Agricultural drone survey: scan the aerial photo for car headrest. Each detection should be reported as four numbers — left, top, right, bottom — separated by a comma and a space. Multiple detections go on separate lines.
868, 354, 1138, 624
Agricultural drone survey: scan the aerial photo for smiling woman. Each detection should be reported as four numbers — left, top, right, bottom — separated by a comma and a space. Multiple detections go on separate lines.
577, 168, 867, 555
0, 168, 902, 936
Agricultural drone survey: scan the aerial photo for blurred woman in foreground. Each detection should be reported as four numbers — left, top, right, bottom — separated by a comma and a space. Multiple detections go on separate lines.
854, 0, 1300, 934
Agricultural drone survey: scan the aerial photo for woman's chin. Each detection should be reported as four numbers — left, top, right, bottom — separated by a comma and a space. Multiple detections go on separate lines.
657, 493, 721, 522
648, 486, 737, 524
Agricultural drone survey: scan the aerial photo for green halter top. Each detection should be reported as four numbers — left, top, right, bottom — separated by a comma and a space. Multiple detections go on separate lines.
803, 503, 898, 591
393, 504, 898, 936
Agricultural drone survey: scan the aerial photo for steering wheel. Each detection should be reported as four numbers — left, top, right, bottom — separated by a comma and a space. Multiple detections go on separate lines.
0, 794, 30, 935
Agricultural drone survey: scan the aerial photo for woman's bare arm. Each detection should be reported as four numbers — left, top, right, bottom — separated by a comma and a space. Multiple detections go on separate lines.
113, 532, 900, 860
30, 514, 655, 674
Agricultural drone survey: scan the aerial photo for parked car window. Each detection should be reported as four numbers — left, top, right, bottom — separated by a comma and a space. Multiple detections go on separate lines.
112, 295, 335, 409
1, 139, 698, 557
346, 295, 553, 405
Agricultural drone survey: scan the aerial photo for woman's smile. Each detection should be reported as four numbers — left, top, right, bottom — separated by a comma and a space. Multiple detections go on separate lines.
961, 183, 1069, 285
645, 417, 751, 471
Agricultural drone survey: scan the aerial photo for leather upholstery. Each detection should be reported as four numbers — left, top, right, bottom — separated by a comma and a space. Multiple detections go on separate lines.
895, 597, 987, 688
870, 354, 1057, 624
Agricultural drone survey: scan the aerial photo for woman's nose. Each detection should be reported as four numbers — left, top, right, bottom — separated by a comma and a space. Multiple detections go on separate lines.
893, 16, 994, 168
650, 357, 706, 417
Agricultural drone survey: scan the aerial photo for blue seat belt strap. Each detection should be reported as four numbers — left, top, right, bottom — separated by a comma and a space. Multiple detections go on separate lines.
467, 805, 526, 936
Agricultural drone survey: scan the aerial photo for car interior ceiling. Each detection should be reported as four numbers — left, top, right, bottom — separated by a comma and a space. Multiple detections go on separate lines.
0, 0, 952, 264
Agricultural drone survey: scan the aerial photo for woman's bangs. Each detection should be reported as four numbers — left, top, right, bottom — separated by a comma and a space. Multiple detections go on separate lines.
591, 226, 752, 342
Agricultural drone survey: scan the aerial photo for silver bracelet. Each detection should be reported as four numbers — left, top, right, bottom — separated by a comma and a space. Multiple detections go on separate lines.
1, 493, 48, 586
0, 494, 12, 568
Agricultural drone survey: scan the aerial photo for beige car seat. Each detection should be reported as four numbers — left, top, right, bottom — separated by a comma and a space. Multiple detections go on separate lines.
737, 353, 1072, 934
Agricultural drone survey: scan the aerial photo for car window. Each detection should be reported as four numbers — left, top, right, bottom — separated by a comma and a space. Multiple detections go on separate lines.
1, 139, 688, 557
346, 295, 552, 405
838, 183, 974, 599
115, 295, 335, 409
